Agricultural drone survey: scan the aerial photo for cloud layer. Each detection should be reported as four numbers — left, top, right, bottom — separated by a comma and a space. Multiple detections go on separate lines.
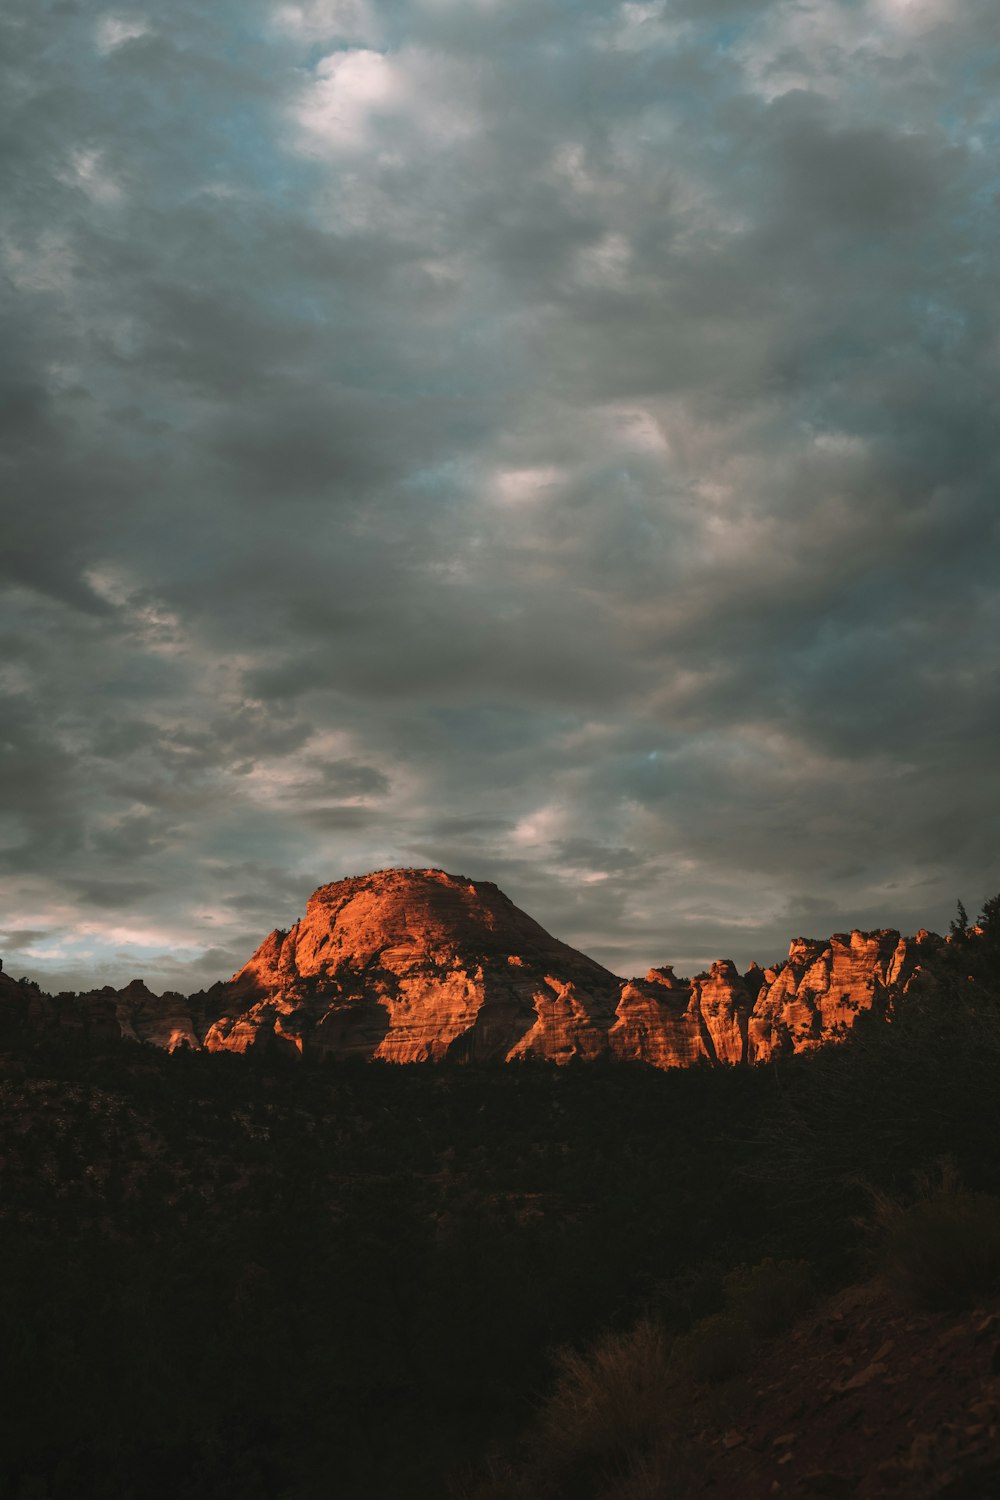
2, 0, 998, 989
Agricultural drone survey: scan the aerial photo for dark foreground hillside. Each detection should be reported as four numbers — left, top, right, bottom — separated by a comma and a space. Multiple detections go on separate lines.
1, 911, 999, 1498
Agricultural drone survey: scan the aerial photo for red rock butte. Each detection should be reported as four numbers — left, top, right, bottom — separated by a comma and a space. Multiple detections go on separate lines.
208, 867, 623, 1062
0, 867, 942, 1066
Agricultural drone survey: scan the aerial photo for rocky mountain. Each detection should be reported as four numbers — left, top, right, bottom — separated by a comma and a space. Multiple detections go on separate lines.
0, 867, 942, 1066
202, 867, 622, 1063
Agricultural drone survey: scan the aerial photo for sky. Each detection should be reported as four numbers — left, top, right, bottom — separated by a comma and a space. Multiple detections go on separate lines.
2, 0, 999, 993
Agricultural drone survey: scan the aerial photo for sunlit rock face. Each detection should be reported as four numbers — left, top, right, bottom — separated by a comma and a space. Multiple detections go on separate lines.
608, 968, 713, 1068
746, 929, 933, 1062
610, 933, 936, 1069
0, 873, 943, 1068
202, 868, 622, 1063
608, 962, 756, 1068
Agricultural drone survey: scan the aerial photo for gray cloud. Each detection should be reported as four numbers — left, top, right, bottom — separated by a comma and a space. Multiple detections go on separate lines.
1, 0, 998, 991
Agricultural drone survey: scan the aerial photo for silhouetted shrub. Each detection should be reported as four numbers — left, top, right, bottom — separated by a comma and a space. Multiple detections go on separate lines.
533, 1319, 675, 1490
661, 1258, 814, 1389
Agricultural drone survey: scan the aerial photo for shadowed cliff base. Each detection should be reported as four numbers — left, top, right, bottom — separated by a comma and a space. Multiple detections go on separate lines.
0, 868, 952, 1067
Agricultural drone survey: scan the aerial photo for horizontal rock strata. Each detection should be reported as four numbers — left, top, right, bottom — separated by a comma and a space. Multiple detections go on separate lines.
0, 871, 942, 1069
202, 869, 622, 1063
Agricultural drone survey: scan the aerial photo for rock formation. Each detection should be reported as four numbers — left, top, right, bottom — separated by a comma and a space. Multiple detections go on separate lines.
8, 975, 204, 1051
202, 868, 622, 1062
745, 928, 934, 1062
606, 930, 935, 1069
0, 869, 943, 1068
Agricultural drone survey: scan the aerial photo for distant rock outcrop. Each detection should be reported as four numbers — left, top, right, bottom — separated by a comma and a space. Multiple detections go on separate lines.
13, 977, 204, 1051
0, 869, 944, 1068
609, 928, 936, 1069
746, 928, 934, 1061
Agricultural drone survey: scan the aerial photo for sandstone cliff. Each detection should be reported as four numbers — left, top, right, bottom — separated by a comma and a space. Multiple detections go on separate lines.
202, 868, 622, 1062
745, 928, 935, 1061
607, 928, 937, 1069
0, 870, 943, 1068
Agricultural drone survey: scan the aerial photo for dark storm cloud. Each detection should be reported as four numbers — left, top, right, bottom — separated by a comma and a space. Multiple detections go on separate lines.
70, 878, 162, 908
2, 0, 998, 990
0, 930, 56, 953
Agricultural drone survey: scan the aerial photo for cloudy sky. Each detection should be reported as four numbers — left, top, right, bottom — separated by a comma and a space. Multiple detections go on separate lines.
2, 0, 999, 992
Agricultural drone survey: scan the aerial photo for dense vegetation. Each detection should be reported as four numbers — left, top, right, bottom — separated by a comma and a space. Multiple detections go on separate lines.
1, 904, 999, 1499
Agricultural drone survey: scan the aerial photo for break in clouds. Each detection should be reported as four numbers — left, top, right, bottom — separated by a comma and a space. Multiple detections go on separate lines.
2, 0, 999, 990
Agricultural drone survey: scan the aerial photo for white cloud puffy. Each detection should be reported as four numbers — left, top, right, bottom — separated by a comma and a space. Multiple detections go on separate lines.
292, 43, 479, 156
95, 14, 152, 54
293, 48, 401, 149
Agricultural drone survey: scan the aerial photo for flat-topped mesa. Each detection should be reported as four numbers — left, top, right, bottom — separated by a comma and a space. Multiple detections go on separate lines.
203, 868, 623, 1062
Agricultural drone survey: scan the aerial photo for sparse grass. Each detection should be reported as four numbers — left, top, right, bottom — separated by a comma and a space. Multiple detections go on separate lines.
722, 1256, 816, 1338
598, 1446, 685, 1500
532, 1318, 677, 1494
865, 1161, 1000, 1309
451, 1458, 541, 1500
669, 1311, 754, 1385
519, 1254, 818, 1499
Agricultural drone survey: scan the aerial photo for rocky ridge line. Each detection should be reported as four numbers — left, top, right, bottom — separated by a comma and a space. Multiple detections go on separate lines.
0, 868, 940, 1067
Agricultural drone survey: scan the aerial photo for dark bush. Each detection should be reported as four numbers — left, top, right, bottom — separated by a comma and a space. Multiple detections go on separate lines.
866, 1164, 1000, 1309
532, 1319, 676, 1491
722, 1256, 816, 1337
